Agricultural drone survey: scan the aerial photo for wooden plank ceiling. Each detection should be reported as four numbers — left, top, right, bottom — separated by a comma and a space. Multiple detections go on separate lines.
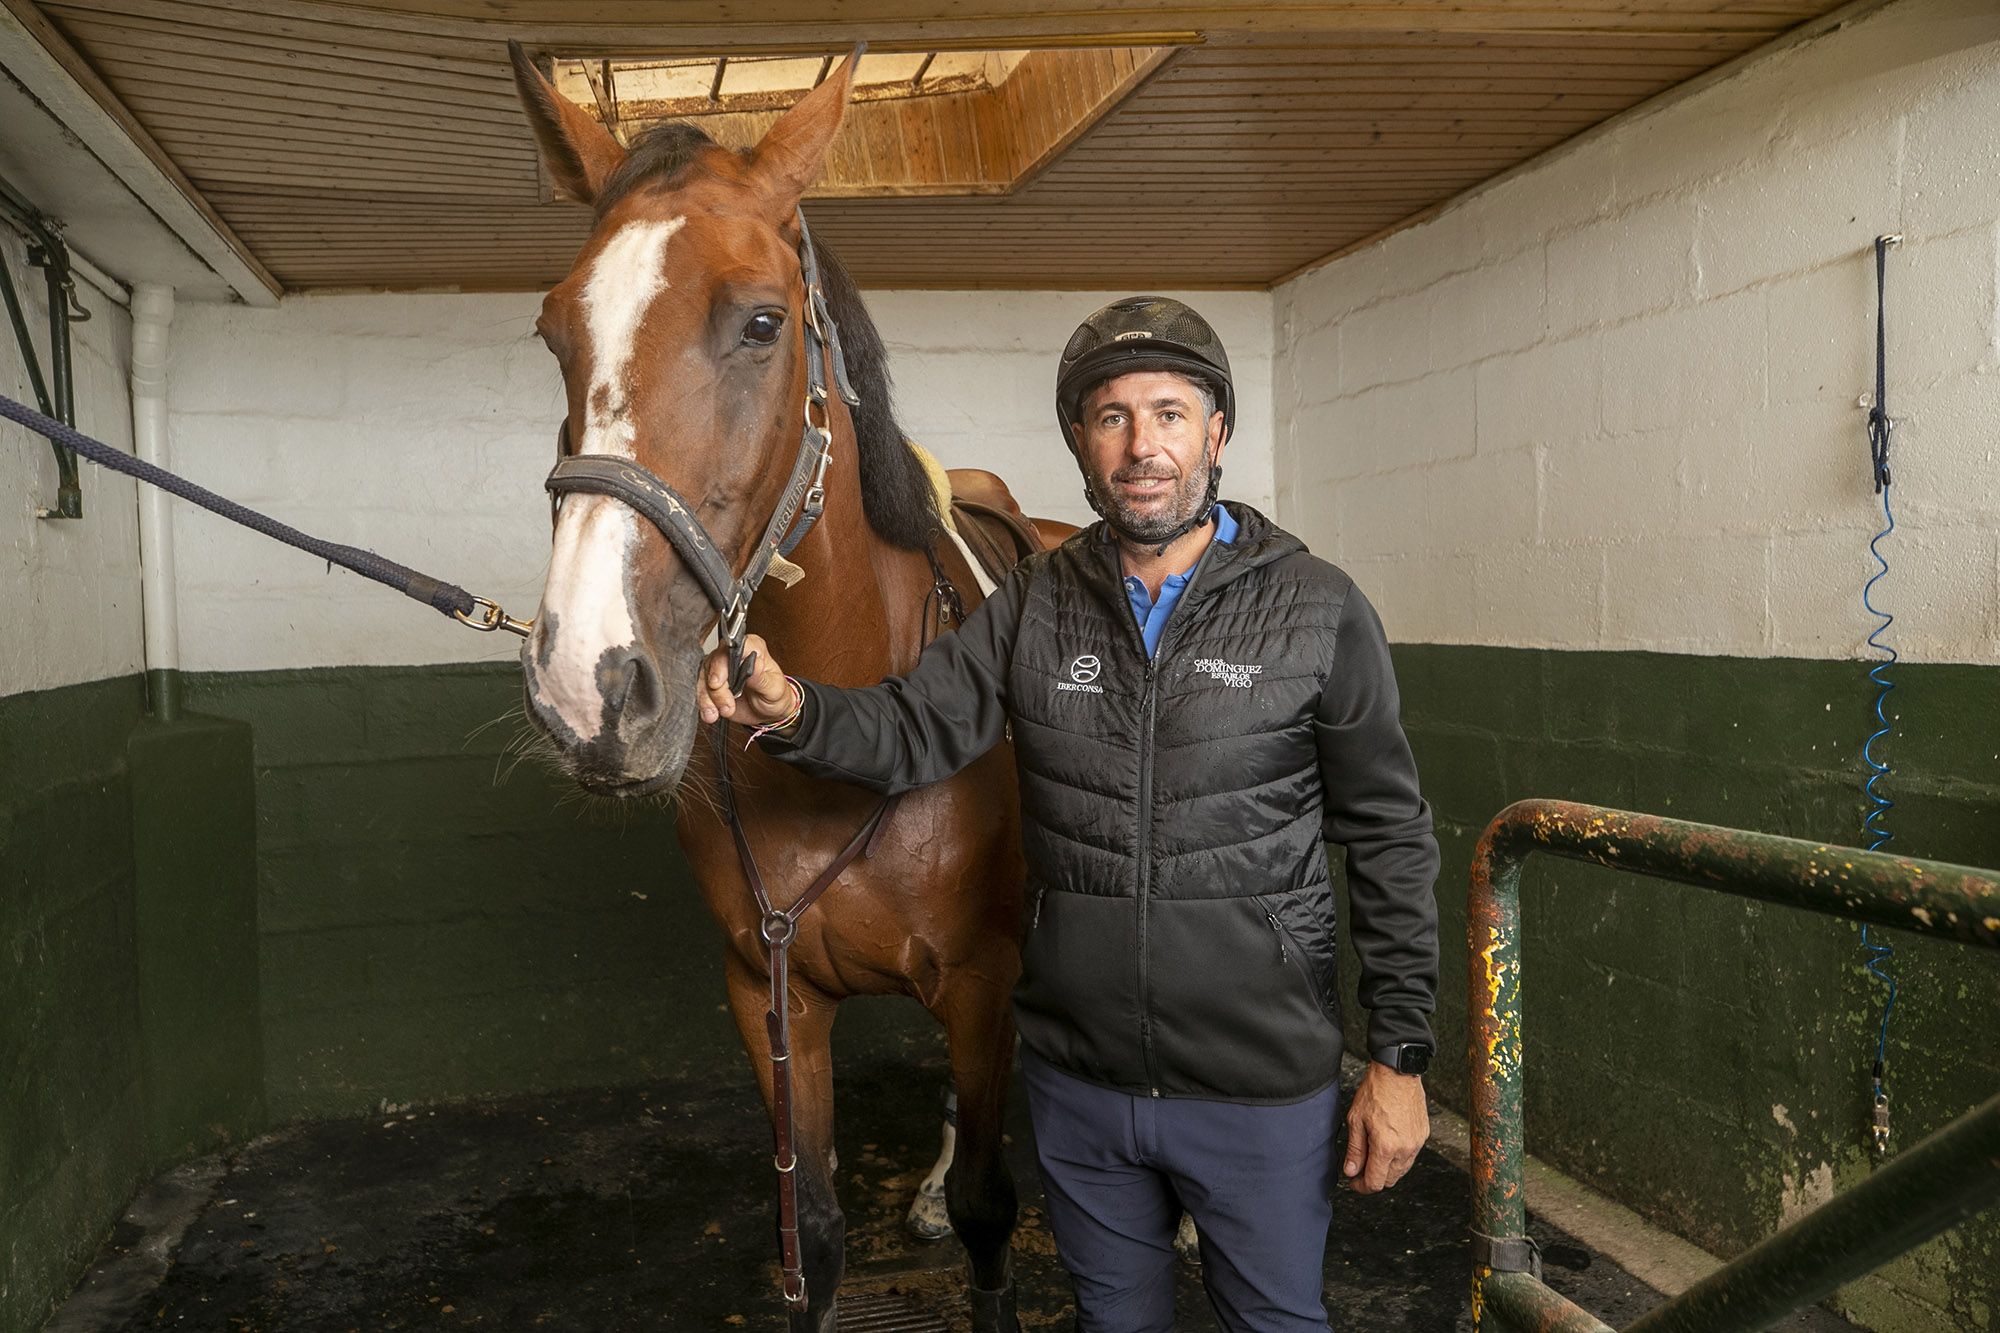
19, 0, 1847, 292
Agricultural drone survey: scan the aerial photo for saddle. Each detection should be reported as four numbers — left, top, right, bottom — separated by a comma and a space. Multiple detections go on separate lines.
947, 468, 1048, 586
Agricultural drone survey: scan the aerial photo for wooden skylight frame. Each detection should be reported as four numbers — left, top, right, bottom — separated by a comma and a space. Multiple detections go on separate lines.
537, 43, 1184, 199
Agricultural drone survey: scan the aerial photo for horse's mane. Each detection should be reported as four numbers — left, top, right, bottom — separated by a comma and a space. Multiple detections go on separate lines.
598, 123, 944, 553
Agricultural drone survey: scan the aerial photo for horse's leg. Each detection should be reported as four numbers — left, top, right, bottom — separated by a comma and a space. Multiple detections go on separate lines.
726, 953, 846, 1333
907, 1085, 956, 1239
936, 973, 1020, 1333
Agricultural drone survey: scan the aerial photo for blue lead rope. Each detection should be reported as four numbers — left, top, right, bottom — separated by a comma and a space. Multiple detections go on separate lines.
1, 391, 521, 631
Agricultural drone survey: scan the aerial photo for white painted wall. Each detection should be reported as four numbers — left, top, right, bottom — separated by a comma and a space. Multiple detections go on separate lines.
1272, 0, 2000, 665
0, 230, 142, 697
164, 288, 1272, 673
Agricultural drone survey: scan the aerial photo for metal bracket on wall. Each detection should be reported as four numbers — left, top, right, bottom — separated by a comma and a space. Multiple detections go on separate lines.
0, 173, 87, 520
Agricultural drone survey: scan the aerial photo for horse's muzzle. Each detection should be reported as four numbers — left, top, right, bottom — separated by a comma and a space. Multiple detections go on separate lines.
521, 639, 702, 797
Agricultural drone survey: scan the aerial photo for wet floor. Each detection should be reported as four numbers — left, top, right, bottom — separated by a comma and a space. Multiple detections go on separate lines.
54, 1008, 1857, 1332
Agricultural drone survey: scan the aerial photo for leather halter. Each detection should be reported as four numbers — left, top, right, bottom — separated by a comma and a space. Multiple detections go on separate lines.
544, 211, 860, 692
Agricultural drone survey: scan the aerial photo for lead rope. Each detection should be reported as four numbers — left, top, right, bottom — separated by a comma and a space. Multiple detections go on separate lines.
0, 392, 532, 635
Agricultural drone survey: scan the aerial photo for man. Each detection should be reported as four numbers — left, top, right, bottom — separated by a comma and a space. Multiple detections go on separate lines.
699, 297, 1439, 1332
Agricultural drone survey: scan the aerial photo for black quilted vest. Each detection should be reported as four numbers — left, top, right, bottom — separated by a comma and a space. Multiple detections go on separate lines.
1008, 505, 1349, 1102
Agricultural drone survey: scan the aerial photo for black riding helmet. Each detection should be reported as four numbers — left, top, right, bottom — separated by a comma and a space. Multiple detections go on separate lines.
1055, 296, 1235, 452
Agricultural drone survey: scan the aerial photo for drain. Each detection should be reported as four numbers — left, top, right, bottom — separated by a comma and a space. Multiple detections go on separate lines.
838, 1290, 949, 1331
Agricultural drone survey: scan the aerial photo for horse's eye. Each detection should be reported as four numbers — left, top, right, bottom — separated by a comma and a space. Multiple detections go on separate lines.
743, 311, 785, 346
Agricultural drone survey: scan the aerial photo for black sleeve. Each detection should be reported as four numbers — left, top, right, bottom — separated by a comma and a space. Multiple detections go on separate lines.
755, 564, 1026, 795
1314, 582, 1441, 1055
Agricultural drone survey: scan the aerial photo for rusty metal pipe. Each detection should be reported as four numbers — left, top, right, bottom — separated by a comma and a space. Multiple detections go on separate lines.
1481, 802, 2000, 949
1621, 1091, 2000, 1333
1480, 1271, 1614, 1333
1468, 799, 2000, 1332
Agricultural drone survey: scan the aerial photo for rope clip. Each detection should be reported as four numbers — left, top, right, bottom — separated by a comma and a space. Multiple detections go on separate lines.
453, 596, 533, 637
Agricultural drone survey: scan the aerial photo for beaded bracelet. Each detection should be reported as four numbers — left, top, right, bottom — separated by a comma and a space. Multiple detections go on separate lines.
745, 675, 805, 749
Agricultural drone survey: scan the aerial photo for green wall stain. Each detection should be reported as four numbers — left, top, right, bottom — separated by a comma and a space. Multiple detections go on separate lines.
1360, 644, 2000, 1332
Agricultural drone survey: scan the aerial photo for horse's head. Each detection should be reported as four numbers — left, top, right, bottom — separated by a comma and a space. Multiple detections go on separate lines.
510, 45, 856, 796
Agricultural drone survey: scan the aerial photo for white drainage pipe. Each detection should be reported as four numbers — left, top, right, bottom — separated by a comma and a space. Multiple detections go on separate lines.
129, 282, 178, 717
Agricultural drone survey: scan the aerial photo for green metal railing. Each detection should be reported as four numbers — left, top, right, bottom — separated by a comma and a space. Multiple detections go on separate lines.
1467, 800, 2000, 1333
0, 173, 86, 520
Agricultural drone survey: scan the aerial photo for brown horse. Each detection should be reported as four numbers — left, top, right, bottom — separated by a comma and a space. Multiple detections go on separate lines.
509, 47, 1054, 1333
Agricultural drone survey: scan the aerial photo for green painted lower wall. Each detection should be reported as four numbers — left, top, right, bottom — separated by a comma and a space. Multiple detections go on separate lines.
0, 677, 150, 1333
1373, 644, 2000, 1332
178, 664, 749, 1123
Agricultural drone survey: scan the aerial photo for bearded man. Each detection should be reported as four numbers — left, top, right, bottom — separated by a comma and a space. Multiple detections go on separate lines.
699, 296, 1441, 1333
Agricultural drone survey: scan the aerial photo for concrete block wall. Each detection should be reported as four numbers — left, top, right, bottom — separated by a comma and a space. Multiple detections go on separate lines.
164, 287, 1273, 673
1274, 2, 2000, 1326
1274, 0, 2000, 667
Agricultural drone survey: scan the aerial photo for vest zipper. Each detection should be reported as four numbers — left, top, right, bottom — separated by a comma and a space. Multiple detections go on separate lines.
1137, 661, 1161, 1097
1265, 911, 1289, 963
1118, 534, 1223, 1101
1258, 894, 1329, 1010
1031, 884, 1047, 929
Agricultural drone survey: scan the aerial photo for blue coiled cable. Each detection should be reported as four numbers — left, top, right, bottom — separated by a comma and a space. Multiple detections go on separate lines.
1860, 486, 1897, 1037
1860, 235, 1898, 1151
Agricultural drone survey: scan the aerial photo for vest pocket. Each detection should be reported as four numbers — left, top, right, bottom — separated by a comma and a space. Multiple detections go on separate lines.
1257, 891, 1336, 1012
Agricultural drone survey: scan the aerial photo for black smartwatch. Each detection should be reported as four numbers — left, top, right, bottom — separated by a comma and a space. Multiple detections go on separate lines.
1372, 1043, 1433, 1076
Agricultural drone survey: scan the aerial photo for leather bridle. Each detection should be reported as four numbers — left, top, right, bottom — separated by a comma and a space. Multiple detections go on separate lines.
544, 211, 860, 693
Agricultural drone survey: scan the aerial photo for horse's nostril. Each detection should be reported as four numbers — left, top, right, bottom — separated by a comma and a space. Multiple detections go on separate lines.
607, 657, 639, 713
623, 655, 663, 720
598, 651, 664, 724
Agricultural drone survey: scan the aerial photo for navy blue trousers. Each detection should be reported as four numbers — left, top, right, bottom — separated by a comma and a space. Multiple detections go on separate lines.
1022, 1051, 1341, 1332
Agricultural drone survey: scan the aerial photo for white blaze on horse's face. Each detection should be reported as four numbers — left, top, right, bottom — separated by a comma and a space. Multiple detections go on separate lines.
581, 217, 684, 458
532, 216, 686, 745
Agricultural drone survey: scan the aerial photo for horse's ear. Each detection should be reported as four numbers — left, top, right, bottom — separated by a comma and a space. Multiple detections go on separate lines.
750, 46, 863, 211
509, 40, 626, 204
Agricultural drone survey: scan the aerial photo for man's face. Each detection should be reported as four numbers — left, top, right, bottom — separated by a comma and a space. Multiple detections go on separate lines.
1074, 370, 1228, 543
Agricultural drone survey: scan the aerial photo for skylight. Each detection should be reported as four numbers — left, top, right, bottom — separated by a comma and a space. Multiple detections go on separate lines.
537, 46, 1178, 198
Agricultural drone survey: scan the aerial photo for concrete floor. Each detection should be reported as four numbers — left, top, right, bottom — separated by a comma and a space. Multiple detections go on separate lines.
51, 1007, 1861, 1332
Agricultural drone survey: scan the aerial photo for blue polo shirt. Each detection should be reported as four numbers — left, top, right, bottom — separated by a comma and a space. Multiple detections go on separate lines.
1122, 502, 1238, 658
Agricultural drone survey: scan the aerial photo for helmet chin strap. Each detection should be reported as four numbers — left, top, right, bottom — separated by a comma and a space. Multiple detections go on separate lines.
1085, 450, 1224, 556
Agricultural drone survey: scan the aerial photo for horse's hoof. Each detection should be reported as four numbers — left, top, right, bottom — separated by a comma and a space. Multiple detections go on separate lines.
1174, 1212, 1201, 1266
790, 1294, 837, 1333
969, 1278, 1018, 1333
905, 1182, 954, 1240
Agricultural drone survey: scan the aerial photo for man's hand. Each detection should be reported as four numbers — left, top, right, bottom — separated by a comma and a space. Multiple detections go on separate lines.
697, 633, 796, 728
1341, 1062, 1430, 1194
